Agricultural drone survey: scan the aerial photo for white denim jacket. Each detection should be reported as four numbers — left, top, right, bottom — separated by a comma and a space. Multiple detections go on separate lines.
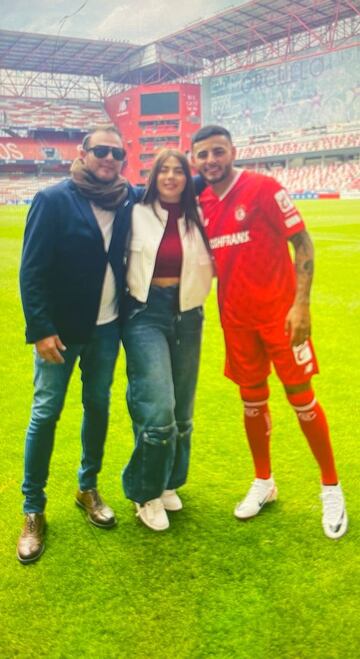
126, 201, 213, 311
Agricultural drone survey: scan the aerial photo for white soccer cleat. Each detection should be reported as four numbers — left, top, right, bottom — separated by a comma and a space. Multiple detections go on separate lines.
161, 489, 183, 511
321, 483, 348, 539
135, 498, 169, 531
234, 477, 278, 519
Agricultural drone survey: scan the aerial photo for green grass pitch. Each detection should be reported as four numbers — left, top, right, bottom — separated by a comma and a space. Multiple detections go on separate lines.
0, 200, 359, 658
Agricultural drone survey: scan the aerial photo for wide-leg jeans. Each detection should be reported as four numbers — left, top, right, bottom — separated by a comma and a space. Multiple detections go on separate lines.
122, 286, 203, 504
22, 320, 120, 513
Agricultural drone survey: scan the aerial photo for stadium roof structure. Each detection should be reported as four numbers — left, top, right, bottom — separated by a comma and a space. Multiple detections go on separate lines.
156, 0, 359, 62
0, 30, 140, 79
0, 0, 359, 85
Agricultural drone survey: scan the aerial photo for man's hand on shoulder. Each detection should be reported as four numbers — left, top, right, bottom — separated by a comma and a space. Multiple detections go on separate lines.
285, 302, 311, 347
35, 335, 67, 364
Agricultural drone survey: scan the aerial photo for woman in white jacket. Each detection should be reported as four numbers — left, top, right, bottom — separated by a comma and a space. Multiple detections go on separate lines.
122, 149, 213, 531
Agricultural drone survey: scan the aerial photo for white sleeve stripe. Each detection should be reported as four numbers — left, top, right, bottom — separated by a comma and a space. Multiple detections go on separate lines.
285, 214, 302, 228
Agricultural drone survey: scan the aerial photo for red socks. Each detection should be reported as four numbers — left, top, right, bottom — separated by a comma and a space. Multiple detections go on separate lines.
286, 389, 338, 485
240, 385, 338, 485
240, 385, 271, 480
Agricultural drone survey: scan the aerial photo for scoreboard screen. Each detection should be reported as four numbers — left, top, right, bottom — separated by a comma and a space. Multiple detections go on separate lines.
140, 92, 179, 115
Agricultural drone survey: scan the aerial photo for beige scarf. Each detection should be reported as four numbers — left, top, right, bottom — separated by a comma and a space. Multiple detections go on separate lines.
70, 158, 128, 210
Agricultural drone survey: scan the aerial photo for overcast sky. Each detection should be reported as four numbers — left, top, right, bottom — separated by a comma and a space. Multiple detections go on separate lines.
2, 0, 245, 44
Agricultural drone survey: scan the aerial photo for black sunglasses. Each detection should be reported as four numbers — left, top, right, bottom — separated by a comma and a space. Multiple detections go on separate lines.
86, 145, 126, 161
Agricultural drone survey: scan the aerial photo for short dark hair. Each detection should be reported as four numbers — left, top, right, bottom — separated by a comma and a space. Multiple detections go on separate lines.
191, 124, 232, 145
82, 124, 122, 150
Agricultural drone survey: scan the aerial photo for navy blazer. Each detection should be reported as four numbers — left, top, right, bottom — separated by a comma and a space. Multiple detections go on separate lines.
20, 178, 143, 344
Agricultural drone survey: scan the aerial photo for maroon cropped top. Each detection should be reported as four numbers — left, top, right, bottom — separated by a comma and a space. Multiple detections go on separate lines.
152, 201, 183, 278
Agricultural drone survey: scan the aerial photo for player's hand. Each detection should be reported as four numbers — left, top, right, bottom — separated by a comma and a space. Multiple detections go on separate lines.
285, 303, 311, 347
35, 335, 66, 364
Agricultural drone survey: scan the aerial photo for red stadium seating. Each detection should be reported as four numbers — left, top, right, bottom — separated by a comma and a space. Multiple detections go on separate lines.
0, 175, 66, 204
0, 138, 79, 161
2, 160, 359, 205
267, 161, 360, 192
0, 96, 110, 130
1, 95, 359, 203
236, 132, 360, 160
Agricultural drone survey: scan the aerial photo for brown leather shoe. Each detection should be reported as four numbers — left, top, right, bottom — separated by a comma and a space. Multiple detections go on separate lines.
17, 513, 46, 564
75, 489, 116, 528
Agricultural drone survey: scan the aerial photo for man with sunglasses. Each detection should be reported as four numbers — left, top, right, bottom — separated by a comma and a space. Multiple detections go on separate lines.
17, 125, 142, 563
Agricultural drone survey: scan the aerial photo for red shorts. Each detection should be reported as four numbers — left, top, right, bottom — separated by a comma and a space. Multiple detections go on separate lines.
223, 321, 319, 386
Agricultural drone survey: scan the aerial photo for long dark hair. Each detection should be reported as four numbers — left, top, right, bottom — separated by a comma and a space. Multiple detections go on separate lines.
143, 149, 206, 238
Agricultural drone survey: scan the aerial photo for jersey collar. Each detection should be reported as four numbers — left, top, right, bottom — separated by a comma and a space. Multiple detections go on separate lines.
219, 169, 243, 201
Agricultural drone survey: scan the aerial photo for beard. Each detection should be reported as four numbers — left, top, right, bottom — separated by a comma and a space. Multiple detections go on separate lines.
202, 162, 233, 185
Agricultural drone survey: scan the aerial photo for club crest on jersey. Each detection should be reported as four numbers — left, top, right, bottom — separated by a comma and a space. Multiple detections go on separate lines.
234, 205, 247, 222
274, 189, 295, 213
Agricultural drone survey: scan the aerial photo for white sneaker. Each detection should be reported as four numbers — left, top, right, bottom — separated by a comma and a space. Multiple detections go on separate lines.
321, 483, 348, 539
135, 498, 169, 531
161, 489, 183, 511
234, 477, 278, 519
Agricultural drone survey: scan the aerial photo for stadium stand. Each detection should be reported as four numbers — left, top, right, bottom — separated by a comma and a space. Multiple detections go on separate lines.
268, 161, 360, 193
0, 97, 109, 131
0, 175, 65, 204
2, 155, 359, 205
233, 123, 360, 194
236, 130, 360, 161
0, 4, 359, 202
0, 137, 79, 162
0, 95, 113, 203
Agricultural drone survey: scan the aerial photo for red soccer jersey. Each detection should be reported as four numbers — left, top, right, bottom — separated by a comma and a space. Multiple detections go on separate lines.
199, 170, 306, 327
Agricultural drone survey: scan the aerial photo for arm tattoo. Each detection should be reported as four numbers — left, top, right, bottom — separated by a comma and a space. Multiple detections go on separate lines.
289, 230, 314, 304
303, 259, 314, 276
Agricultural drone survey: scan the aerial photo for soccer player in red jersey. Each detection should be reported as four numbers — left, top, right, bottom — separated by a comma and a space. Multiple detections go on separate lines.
191, 125, 347, 539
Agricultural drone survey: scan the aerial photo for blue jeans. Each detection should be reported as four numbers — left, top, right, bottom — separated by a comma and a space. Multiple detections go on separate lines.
122, 286, 204, 504
22, 320, 120, 513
